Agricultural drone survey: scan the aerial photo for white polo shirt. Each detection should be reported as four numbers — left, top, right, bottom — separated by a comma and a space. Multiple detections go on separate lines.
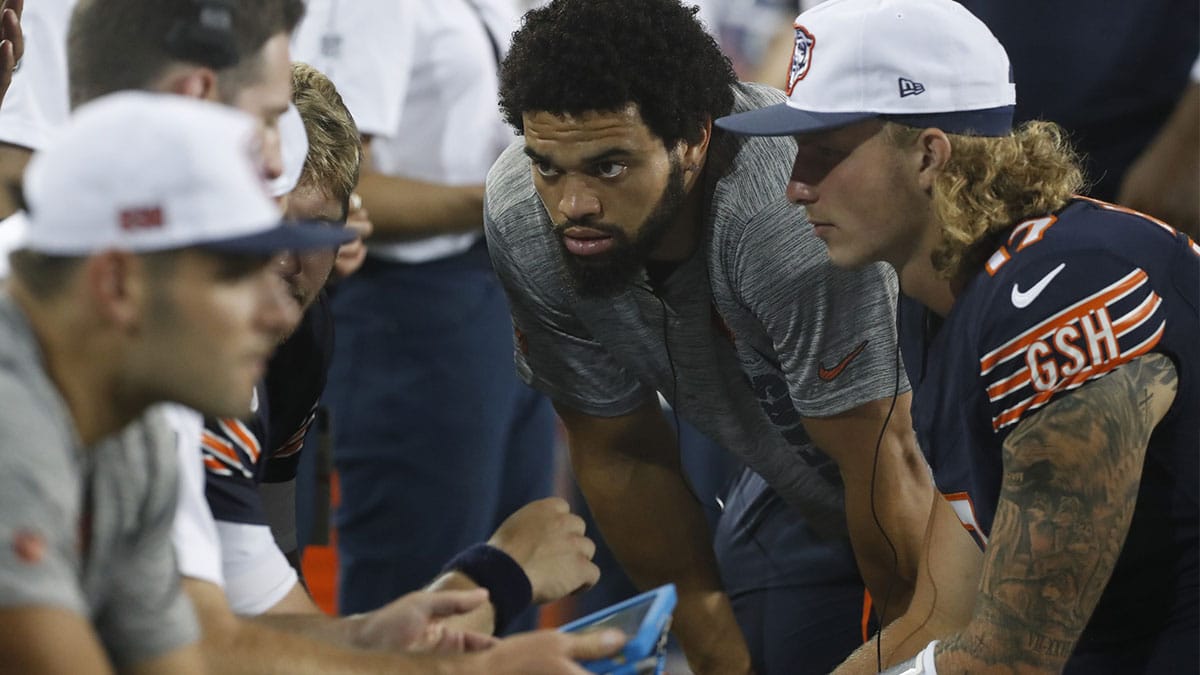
293, 0, 516, 263
0, 0, 75, 280
0, 0, 74, 152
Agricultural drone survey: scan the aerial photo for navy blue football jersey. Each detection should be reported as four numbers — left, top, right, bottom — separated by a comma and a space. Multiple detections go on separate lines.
203, 294, 334, 527
906, 198, 1198, 671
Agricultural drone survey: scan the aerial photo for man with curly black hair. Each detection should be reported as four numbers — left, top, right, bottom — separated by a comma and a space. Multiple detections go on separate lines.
485, 0, 979, 673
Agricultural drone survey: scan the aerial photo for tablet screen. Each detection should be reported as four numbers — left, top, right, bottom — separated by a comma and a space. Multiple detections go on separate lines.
568, 596, 654, 636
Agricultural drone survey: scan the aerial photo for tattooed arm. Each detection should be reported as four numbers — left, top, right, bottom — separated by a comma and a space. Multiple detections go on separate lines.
934, 353, 1179, 674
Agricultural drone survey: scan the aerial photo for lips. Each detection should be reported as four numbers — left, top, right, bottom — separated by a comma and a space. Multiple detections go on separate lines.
561, 226, 616, 256
810, 219, 834, 237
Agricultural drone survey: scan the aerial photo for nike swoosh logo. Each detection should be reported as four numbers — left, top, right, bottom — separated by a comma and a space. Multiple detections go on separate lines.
1011, 263, 1066, 308
818, 340, 869, 382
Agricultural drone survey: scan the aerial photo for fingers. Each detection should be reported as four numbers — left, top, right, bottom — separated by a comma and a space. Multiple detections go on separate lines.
2, 1, 23, 70
577, 532, 597, 559
3, 0, 22, 21
423, 623, 498, 654
530, 498, 587, 535
563, 628, 626, 661
335, 239, 364, 261
576, 557, 601, 593
536, 496, 571, 514
457, 629, 499, 652
0, 39, 13, 101
345, 211, 372, 237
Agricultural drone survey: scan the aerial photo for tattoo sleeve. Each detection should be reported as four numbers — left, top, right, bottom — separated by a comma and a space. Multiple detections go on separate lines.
939, 353, 1178, 674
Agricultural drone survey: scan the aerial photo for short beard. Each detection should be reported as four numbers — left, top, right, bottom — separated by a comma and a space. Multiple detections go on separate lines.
555, 159, 688, 298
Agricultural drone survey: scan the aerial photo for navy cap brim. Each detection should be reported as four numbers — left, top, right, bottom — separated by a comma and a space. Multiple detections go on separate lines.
715, 103, 876, 136
200, 220, 356, 255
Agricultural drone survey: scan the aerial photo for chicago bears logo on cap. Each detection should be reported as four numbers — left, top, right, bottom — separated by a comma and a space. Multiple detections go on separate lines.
786, 24, 816, 95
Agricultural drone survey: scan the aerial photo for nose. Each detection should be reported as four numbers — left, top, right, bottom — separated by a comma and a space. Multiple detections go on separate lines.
261, 124, 284, 182
786, 153, 818, 206
275, 250, 300, 278
556, 177, 602, 222
258, 269, 300, 335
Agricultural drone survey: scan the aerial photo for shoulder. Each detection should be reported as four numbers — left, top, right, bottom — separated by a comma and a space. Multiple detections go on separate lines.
707, 84, 807, 256
975, 198, 1189, 311
485, 141, 539, 216
0, 334, 73, 479
966, 200, 1193, 431
709, 84, 798, 211
483, 142, 563, 278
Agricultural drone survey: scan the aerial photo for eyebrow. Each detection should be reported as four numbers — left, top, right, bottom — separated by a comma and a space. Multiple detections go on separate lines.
522, 146, 550, 163
522, 146, 636, 168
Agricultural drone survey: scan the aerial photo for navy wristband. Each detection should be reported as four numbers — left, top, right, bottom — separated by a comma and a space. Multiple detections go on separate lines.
441, 543, 532, 633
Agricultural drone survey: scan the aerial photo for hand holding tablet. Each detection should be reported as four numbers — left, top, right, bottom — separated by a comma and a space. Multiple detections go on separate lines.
559, 584, 677, 675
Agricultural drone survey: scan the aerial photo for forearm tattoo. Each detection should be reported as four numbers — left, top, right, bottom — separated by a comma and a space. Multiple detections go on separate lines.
941, 353, 1177, 673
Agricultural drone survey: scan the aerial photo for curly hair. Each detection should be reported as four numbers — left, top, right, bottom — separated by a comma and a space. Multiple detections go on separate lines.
885, 120, 1084, 280
291, 62, 362, 219
499, 0, 737, 148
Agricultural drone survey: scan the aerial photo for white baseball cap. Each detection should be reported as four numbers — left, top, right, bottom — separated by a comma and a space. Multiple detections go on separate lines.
717, 0, 1015, 136
268, 103, 310, 198
17, 91, 353, 256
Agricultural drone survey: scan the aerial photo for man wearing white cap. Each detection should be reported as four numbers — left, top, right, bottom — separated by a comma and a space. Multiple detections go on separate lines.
719, 0, 1199, 672
486, 0, 980, 672
0, 91, 351, 674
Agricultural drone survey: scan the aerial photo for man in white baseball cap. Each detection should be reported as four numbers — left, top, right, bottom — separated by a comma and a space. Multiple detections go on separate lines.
720, 0, 1199, 673
0, 91, 352, 673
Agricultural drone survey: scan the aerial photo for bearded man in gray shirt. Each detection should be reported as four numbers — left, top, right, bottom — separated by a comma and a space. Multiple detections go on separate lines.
484, 0, 982, 673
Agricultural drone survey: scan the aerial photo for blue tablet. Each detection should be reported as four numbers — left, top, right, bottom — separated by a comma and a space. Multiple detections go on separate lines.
559, 584, 677, 675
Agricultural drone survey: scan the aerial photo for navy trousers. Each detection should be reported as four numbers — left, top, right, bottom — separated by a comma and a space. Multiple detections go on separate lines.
715, 468, 875, 675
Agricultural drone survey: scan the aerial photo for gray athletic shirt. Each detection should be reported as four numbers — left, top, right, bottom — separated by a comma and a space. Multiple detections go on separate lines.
485, 83, 909, 536
0, 295, 199, 667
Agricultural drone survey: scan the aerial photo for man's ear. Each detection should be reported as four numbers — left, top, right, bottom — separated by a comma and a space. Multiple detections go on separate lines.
682, 118, 712, 168
916, 128, 952, 192
159, 65, 219, 102
85, 250, 145, 328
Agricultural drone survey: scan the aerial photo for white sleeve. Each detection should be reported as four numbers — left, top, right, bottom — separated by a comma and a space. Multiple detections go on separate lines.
215, 521, 298, 616
166, 405, 225, 587
1191, 54, 1200, 83
164, 408, 295, 615
0, 212, 28, 280
290, 0, 418, 137
0, 0, 74, 150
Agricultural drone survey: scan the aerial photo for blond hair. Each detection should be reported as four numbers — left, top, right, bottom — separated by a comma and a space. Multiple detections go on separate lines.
290, 62, 362, 217
886, 120, 1084, 280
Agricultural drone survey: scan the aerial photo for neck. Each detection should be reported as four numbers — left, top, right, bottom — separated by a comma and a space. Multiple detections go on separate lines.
11, 288, 137, 447
893, 217, 957, 317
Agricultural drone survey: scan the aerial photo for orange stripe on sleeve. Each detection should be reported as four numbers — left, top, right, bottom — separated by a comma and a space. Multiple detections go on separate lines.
200, 431, 239, 466
980, 269, 1146, 375
219, 419, 261, 463
991, 321, 1164, 430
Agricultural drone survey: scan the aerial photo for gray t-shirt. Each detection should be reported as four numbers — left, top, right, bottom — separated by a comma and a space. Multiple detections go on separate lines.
0, 295, 199, 668
485, 83, 909, 538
